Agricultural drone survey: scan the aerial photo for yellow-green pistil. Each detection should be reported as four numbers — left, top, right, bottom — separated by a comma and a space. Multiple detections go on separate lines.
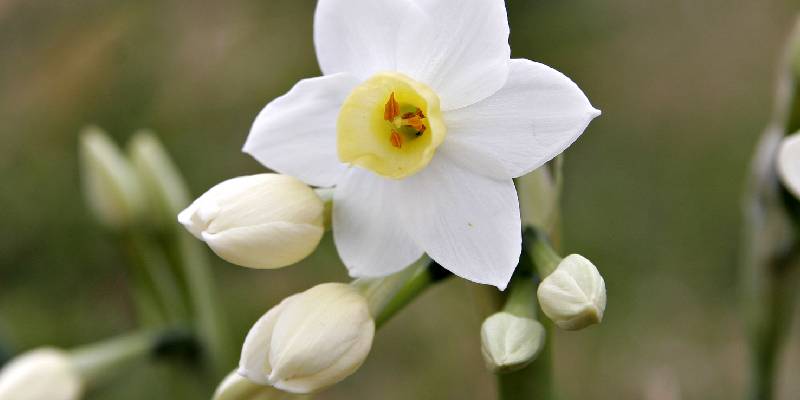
337, 73, 446, 179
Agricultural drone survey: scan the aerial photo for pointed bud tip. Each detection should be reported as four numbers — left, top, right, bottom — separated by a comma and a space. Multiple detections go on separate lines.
538, 254, 606, 331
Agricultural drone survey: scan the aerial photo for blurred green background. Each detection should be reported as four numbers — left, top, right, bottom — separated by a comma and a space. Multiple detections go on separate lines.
2, 0, 800, 399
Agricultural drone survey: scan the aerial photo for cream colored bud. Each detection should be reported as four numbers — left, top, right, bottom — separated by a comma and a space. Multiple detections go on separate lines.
213, 371, 308, 400
538, 254, 606, 330
777, 134, 800, 199
480, 312, 545, 373
239, 283, 375, 394
79, 127, 144, 229
0, 348, 83, 400
178, 174, 324, 269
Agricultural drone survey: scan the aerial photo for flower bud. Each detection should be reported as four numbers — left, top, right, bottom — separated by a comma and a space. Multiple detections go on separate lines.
778, 134, 800, 199
0, 348, 83, 400
480, 312, 545, 373
79, 126, 145, 229
178, 174, 325, 269
128, 131, 191, 229
239, 283, 375, 394
213, 371, 308, 400
537, 254, 606, 330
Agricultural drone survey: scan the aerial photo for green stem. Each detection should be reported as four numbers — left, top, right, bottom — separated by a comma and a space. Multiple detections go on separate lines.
497, 319, 555, 400
70, 330, 159, 386
502, 277, 537, 320
523, 228, 562, 278
169, 231, 233, 377
124, 231, 190, 324
354, 259, 451, 329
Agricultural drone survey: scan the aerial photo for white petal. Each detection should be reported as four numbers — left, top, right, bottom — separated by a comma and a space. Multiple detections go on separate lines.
442, 59, 601, 179
778, 134, 800, 199
202, 222, 324, 270
239, 294, 298, 385
333, 168, 424, 278
314, 0, 422, 80
396, 155, 521, 290
243, 74, 358, 187
396, 0, 511, 110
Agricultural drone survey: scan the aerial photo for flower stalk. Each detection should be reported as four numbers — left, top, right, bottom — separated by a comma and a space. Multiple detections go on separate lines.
741, 15, 800, 400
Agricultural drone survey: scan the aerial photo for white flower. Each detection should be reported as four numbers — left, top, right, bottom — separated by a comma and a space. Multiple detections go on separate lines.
213, 371, 308, 400
178, 174, 325, 269
239, 283, 375, 394
480, 312, 545, 373
0, 348, 83, 400
538, 254, 606, 330
244, 0, 600, 289
777, 134, 800, 199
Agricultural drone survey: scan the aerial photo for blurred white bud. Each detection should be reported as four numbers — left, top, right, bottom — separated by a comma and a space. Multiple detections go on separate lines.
239, 283, 375, 394
480, 312, 545, 373
777, 134, 800, 199
0, 348, 83, 400
128, 131, 191, 229
538, 254, 606, 330
178, 174, 324, 269
79, 127, 145, 229
213, 371, 308, 400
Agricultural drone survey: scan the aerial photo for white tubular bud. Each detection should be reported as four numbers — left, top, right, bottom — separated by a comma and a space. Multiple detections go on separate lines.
537, 254, 607, 330
480, 312, 545, 373
777, 134, 800, 199
213, 371, 309, 400
0, 348, 83, 400
79, 127, 144, 229
239, 283, 375, 394
178, 174, 324, 269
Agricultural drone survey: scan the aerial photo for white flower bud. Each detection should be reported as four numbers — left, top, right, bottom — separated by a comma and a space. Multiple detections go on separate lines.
537, 254, 606, 330
239, 283, 375, 394
178, 174, 324, 269
213, 371, 308, 400
79, 127, 145, 229
777, 134, 800, 199
0, 348, 83, 400
480, 312, 545, 373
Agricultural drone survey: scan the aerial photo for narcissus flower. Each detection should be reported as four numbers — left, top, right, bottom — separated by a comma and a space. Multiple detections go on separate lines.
778, 134, 800, 199
244, 0, 600, 289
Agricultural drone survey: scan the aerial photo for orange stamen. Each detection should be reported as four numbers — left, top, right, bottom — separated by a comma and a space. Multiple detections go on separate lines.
390, 130, 403, 149
384, 92, 400, 122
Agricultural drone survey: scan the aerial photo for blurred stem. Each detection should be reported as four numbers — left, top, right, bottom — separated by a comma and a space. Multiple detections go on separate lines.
121, 230, 187, 327
123, 231, 190, 324
742, 16, 800, 400
167, 231, 233, 377
70, 328, 196, 389
70, 330, 158, 387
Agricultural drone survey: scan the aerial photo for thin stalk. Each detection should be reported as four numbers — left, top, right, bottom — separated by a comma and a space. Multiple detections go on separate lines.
369, 261, 452, 328
497, 320, 555, 400
71, 330, 159, 386
168, 231, 233, 377
124, 231, 190, 324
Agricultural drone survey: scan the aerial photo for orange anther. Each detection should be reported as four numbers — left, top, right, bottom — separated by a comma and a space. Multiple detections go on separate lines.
390, 130, 403, 149
384, 92, 400, 122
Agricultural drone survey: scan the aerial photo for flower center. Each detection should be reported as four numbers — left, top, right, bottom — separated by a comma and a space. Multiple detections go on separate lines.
337, 72, 446, 179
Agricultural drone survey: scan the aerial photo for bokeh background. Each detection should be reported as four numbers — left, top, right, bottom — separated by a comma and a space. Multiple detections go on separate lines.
2, 0, 800, 399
